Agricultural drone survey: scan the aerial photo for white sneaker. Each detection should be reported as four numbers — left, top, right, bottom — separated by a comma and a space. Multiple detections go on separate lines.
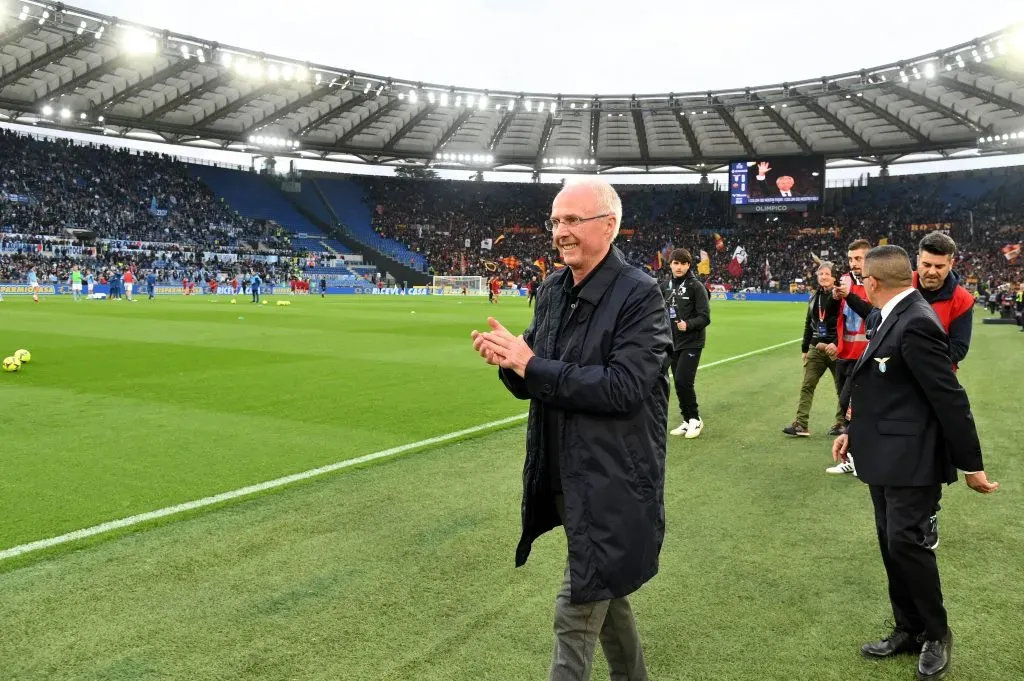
670, 421, 690, 436
684, 418, 703, 439
825, 460, 855, 474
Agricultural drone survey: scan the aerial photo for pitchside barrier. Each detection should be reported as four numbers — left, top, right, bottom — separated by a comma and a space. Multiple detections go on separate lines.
0, 283, 811, 302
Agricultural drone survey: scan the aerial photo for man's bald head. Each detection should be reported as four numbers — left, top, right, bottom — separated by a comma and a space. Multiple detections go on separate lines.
555, 179, 623, 239
863, 245, 914, 290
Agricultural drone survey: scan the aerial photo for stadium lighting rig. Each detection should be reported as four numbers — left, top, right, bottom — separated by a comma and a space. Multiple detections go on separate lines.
248, 135, 301, 150
542, 158, 597, 167
433, 152, 495, 165
978, 131, 1024, 151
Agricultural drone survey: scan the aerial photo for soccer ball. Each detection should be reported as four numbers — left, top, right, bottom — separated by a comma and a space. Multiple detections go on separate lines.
14, 349, 30, 363
2, 356, 21, 373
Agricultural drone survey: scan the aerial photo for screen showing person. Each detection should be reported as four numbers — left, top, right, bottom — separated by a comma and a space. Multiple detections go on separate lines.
731, 156, 825, 205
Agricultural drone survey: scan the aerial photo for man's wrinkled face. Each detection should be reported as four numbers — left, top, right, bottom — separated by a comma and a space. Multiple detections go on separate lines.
776, 176, 795, 192
550, 186, 614, 272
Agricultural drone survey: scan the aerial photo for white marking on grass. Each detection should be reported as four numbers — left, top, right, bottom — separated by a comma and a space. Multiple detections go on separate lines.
1, 338, 799, 562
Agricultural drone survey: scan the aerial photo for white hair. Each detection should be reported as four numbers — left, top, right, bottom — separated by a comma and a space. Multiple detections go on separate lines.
561, 179, 623, 240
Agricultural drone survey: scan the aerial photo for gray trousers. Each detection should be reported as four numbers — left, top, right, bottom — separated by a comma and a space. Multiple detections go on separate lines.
550, 497, 648, 681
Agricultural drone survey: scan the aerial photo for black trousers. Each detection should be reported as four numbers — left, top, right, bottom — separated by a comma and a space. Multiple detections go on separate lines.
835, 358, 856, 416
670, 347, 702, 421
869, 484, 947, 640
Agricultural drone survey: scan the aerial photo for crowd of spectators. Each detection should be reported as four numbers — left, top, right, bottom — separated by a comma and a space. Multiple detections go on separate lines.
2, 127, 1022, 292
360, 169, 1024, 291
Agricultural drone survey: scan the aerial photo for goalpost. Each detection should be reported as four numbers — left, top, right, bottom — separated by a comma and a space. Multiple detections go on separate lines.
431, 275, 486, 296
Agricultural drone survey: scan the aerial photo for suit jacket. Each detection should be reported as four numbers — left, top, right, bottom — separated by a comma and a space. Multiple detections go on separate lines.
847, 289, 983, 487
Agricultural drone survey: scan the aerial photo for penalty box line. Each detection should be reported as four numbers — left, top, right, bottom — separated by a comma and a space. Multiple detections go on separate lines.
0, 337, 799, 563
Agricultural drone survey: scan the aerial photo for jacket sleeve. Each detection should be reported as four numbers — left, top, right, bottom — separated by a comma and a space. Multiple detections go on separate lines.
802, 296, 814, 353
521, 279, 671, 415
844, 291, 874, 319
498, 292, 541, 400
682, 281, 711, 332
901, 315, 984, 473
947, 304, 973, 364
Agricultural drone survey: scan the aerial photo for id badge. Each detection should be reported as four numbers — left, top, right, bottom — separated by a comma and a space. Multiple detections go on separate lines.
817, 322, 828, 337
668, 306, 677, 319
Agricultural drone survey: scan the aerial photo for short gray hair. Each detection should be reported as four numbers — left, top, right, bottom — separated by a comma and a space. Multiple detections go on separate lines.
563, 179, 623, 239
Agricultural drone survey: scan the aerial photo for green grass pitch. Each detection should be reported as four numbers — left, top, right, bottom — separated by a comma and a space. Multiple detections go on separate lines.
0, 294, 1020, 680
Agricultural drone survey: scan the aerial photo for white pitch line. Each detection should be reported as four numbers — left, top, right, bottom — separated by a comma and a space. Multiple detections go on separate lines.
0, 337, 799, 562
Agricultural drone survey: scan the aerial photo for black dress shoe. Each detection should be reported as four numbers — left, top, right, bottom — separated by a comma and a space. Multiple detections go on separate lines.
861, 628, 923, 658
917, 631, 952, 680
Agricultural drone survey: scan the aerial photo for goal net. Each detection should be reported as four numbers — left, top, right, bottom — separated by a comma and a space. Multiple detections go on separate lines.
431, 275, 486, 296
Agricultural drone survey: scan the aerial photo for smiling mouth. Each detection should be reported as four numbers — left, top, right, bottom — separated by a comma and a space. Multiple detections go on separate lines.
560, 243, 578, 252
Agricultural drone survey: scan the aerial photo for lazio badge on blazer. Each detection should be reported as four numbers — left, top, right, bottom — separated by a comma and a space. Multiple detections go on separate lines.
874, 357, 890, 374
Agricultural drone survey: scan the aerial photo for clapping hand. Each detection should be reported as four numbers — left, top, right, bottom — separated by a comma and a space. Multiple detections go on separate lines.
471, 317, 535, 378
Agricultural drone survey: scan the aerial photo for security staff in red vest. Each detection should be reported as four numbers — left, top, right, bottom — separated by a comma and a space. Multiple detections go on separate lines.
914, 232, 974, 368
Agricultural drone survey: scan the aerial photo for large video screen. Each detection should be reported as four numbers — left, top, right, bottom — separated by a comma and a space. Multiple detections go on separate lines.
729, 156, 826, 206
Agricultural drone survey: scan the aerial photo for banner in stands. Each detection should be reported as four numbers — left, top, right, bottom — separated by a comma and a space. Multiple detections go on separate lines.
910, 223, 952, 232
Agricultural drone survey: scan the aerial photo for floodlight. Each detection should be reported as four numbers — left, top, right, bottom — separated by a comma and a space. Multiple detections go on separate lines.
478, 95, 487, 110
97, 115, 104, 123
550, 102, 557, 115
268, 65, 279, 81
180, 45, 190, 59
60, 108, 71, 119
440, 92, 449, 106
466, 95, 475, 108
42, 105, 53, 116
486, 154, 494, 163
222, 52, 233, 68
282, 65, 294, 81
455, 95, 462, 107
525, 100, 533, 112
408, 89, 417, 103
79, 112, 86, 120
427, 92, 435, 104
197, 48, 205, 63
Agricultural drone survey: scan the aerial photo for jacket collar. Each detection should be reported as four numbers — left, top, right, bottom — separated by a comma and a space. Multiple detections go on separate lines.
557, 246, 626, 306
854, 289, 921, 373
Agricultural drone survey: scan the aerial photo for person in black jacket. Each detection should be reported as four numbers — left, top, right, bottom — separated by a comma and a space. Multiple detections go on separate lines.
782, 261, 844, 437
831, 246, 997, 681
662, 248, 711, 438
472, 180, 671, 681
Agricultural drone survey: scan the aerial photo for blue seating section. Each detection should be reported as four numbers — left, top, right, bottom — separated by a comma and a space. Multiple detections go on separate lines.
311, 178, 427, 272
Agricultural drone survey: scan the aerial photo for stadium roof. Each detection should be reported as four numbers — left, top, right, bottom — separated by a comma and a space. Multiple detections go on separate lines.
1, 2, 1023, 174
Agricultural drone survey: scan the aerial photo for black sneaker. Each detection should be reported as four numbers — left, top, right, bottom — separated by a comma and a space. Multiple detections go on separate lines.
782, 422, 811, 437
923, 515, 939, 550
827, 424, 846, 436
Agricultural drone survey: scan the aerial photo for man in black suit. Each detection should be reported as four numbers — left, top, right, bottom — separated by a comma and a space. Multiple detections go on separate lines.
831, 245, 998, 681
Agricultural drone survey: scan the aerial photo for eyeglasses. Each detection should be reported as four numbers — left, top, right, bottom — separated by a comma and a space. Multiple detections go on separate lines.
544, 213, 611, 232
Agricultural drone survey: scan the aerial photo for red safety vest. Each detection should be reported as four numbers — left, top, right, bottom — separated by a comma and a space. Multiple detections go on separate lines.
836, 275, 869, 361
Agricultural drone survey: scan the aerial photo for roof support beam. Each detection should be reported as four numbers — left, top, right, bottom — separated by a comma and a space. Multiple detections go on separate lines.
296, 92, 367, 137
936, 73, 1024, 117
883, 83, 984, 133
0, 36, 89, 91
243, 84, 331, 134
631, 109, 650, 167
44, 56, 128, 101
437, 107, 475, 151
752, 94, 813, 154
792, 89, 874, 156
488, 107, 516, 150
335, 97, 402, 147
675, 111, 704, 162
588, 106, 600, 158
536, 112, 557, 166
98, 58, 194, 112
142, 74, 228, 121
383, 103, 436, 152
713, 97, 755, 156
198, 83, 277, 128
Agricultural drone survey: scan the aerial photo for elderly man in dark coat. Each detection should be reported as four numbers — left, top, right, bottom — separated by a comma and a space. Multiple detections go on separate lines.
472, 179, 672, 681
